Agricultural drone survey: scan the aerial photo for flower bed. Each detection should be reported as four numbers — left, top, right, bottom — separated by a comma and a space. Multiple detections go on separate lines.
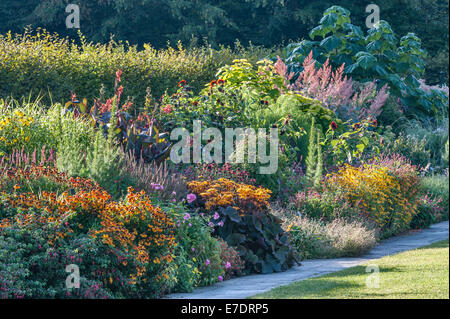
0, 5, 448, 298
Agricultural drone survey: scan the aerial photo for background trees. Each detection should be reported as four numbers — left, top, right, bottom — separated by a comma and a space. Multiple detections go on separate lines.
0, 0, 448, 84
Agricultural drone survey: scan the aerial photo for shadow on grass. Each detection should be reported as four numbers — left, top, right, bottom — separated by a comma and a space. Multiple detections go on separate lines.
417, 239, 449, 250
315, 265, 406, 278
266, 266, 407, 299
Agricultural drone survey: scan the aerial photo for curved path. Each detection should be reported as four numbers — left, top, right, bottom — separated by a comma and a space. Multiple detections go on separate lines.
166, 221, 449, 299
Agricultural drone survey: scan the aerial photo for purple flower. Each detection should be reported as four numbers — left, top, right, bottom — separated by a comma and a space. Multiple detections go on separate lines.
208, 222, 214, 227
187, 193, 197, 204
172, 191, 177, 195
206, 259, 210, 266
225, 262, 231, 269
184, 213, 191, 220
218, 276, 223, 282
218, 221, 224, 227
213, 212, 220, 220
192, 247, 195, 252
151, 183, 164, 190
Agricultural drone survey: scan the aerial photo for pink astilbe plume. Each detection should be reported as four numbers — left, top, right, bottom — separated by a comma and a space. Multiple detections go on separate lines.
274, 51, 389, 121
366, 84, 389, 119
419, 79, 449, 96
291, 51, 353, 110
274, 56, 294, 85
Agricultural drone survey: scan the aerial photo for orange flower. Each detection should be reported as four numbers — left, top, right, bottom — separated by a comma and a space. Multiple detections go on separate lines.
1, 164, 176, 282
187, 178, 271, 212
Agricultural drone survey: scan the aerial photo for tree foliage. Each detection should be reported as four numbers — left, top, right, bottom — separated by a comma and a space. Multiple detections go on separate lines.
0, 0, 448, 83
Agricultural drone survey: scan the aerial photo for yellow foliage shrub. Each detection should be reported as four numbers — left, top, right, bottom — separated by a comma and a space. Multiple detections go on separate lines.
326, 163, 420, 236
187, 178, 271, 212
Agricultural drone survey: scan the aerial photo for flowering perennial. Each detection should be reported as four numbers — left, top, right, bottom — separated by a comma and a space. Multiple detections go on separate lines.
187, 178, 271, 212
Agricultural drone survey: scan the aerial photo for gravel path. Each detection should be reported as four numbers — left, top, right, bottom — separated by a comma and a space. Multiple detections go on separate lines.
166, 221, 449, 299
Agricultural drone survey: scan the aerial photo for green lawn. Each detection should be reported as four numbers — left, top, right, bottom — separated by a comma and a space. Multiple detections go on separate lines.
252, 239, 449, 299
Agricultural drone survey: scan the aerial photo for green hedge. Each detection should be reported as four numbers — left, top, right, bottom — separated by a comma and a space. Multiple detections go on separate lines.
0, 30, 272, 109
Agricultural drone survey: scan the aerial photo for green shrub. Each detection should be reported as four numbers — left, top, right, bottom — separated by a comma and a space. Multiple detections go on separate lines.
217, 238, 245, 280
0, 30, 271, 109
0, 99, 96, 160
379, 117, 449, 170
420, 175, 449, 213
290, 189, 361, 222
0, 100, 53, 156
410, 194, 446, 229
164, 204, 224, 290
0, 228, 116, 299
443, 139, 449, 166
0, 165, 179, 298
55, 125, 129, 200
157, 58, 336, 193
305, 117, 323, 188
279, 5, 449, 122
171, 247, 202, 293
402, 119, 449, 169
389, 133, 431, 167
85, 131, 129, 199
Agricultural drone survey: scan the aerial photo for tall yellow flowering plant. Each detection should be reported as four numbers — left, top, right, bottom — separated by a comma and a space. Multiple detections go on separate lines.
326, 155, 420, 236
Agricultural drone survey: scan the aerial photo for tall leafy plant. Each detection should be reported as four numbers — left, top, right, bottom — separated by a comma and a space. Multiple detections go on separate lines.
278, 5, 448, 121
305, 117, 323, 188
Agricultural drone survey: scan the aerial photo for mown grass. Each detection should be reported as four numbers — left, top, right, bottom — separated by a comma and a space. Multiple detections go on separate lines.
251, 239, 449, 299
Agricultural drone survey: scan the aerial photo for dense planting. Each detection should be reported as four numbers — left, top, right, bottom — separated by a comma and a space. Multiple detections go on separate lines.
0, 4, 449, 299
0, 30, 270, 108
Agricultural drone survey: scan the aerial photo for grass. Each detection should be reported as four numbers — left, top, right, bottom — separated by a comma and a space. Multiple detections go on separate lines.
251, 239, 449, 299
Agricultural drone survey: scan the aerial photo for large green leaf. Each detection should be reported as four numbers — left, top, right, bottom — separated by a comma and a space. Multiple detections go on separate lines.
366, 40, 382, 52
220, 206, 242, 223
345, 63, 359, 74
374, 65, 388, 76
226, 233, 246, 246
355, 53, 377, 69
309, 26, 325, 40
343, 23, 363, 37
320, 12, 338, 27
320, 35, 342, 51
